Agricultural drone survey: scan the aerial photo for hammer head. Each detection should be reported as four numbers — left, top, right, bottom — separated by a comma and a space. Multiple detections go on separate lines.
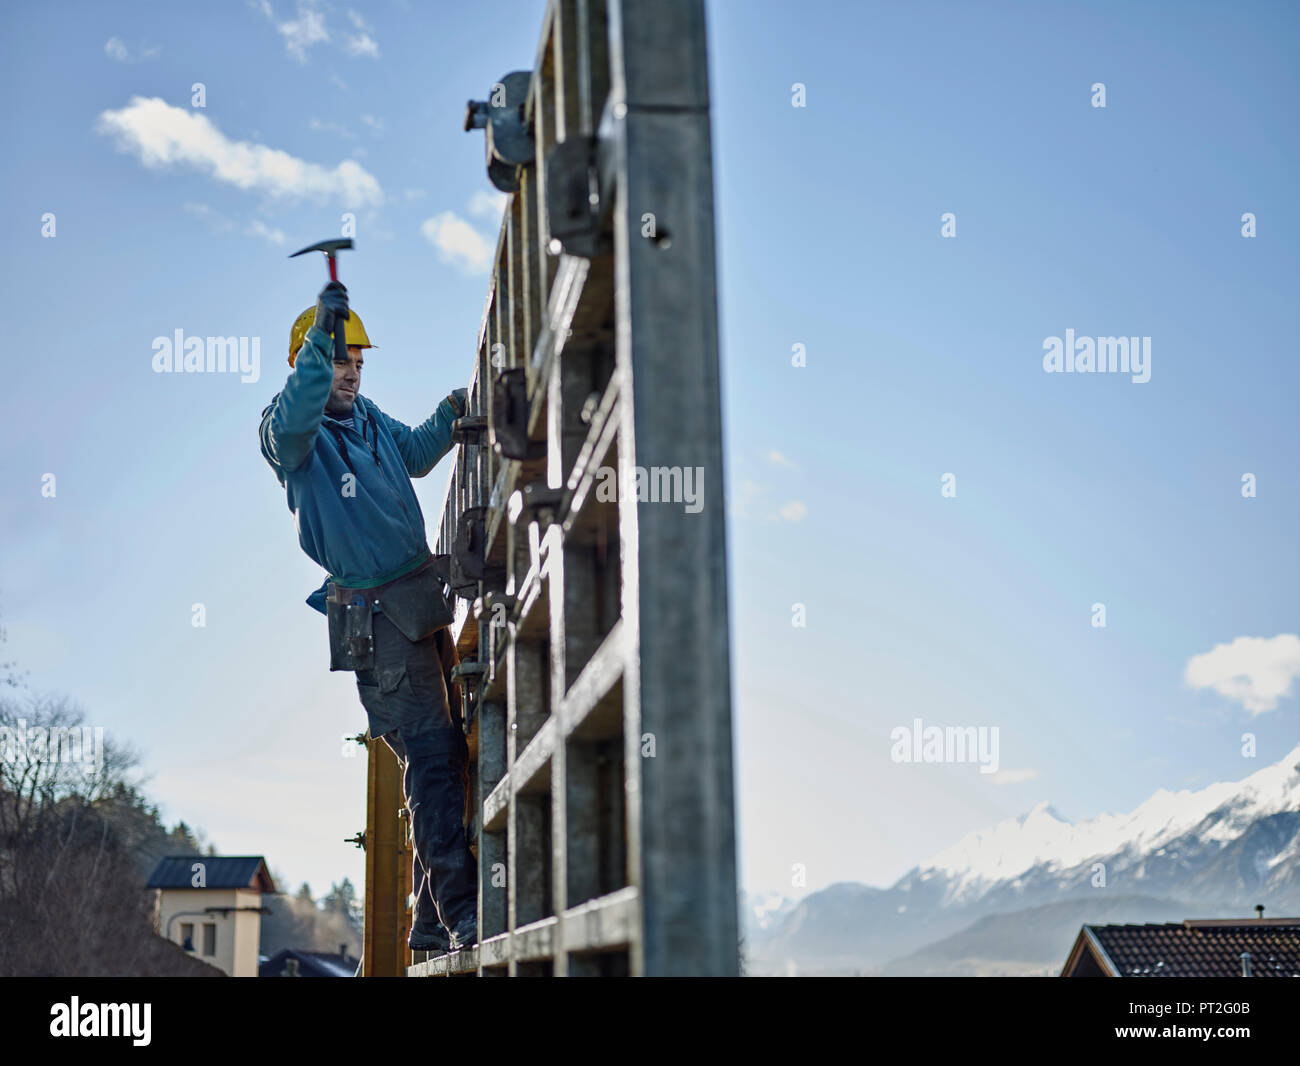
289, 237, 353, 259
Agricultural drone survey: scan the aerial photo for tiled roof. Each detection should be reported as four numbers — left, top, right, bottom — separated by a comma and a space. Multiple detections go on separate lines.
1086, 920, 1300, 978
146, 855, 276, 892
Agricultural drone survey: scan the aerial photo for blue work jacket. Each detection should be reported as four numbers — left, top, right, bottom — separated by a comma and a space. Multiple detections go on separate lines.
259, 323, 461, 613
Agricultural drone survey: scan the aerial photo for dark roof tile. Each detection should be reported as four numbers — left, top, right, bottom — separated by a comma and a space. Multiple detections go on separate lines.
145, 855, 276, 892
1088, 921, 1300, 978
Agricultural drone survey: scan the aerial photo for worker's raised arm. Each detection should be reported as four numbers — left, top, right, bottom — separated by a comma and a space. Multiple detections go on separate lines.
379, 388, 467, 477
260, 326, 334, 473
261, 283, 350, 473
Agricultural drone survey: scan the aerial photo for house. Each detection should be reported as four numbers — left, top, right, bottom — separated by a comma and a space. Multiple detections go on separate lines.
260, 946, 359, 977
1061, 912, 1300, 977
146, 855, 276, 977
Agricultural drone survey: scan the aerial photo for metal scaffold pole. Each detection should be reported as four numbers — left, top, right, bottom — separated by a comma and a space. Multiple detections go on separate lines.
363, 0, 737, 978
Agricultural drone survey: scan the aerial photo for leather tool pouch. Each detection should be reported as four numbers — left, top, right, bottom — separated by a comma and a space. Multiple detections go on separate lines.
327, 592, 376, 672
376, 560, 454, 642
326, 559, 453, 671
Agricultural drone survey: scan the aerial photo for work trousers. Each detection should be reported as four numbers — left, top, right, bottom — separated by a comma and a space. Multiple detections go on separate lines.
355, 611, 476, 932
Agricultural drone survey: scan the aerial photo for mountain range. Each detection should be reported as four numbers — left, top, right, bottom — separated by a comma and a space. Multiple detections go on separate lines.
744, 743, 1300, 976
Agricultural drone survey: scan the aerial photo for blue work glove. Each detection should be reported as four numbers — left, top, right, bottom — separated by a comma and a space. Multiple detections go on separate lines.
314, 281, 349, 338
446, 387, 468, 418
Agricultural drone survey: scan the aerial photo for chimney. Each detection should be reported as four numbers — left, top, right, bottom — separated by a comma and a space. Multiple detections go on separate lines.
1255, 904, 1264, 920
340, 942, 347, 958
1240, 952, 1252, 977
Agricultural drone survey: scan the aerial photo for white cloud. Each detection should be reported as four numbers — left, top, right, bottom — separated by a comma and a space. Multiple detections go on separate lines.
403, 188, 427, 201
277, 0, 329, 62
729, 480, 806, 524
468, 189, 507, 219
246, 219, 287, 245
986, 769, 1041, 786
253, 1, 375, 62
185, 202, 285, 245
105, 36, 160, 63
308, 117, 354, 139
347, 33, 380, 57
344, 10, 380, 55
97, 97, 384, 207
1184, 633, 1300, 714
766, 449, 797, 469
420, 211, 495, 274
361, 114, 384, 133
330, 71, 349, 92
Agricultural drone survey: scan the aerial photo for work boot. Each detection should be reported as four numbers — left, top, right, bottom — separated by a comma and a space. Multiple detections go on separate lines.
449, 913, 478, 951
408, 921, 451, 953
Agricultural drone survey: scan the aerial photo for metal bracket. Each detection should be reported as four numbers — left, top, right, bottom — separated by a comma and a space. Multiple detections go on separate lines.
475, 589, 516, 625
345, 830, 366, 851
477, 591, 515, 687
452, 415, 488, 445
492, 368, 546, 460
452, 506, 488, 582
451, 660, 488, 733
545, 136, 610, 259
518, 481, 565, 526
451, 506, 506, 597
464, 71, 534, 192
451, 661, 488, 685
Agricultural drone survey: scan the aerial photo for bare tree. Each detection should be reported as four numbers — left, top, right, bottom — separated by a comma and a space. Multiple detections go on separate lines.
0, 693, 216, 976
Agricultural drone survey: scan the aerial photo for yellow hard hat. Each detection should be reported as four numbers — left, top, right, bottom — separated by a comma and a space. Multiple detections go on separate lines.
288, 306, 376, 366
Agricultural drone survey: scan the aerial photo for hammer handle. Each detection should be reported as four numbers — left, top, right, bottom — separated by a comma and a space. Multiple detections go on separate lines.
334, 317, 348, 364
326, 253, 347, 362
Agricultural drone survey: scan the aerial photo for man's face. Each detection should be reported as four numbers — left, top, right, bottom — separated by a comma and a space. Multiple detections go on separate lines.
325, 346, 363, 416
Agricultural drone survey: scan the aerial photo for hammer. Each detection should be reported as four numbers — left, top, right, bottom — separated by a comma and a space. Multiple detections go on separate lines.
290, 238, 353, 364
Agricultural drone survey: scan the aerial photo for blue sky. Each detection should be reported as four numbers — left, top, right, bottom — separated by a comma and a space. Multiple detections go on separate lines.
2, 0, 1297, 905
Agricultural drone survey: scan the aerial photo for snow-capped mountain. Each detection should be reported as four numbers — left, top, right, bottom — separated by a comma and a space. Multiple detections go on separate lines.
748, 744, 1300, 975
919, 743, 1300, 906
740, 889, 797, 937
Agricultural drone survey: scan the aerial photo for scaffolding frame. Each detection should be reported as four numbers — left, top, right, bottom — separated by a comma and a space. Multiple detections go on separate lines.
384, 0, 735, 977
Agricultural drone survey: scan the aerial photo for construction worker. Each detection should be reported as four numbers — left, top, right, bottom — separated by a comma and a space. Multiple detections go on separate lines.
259, 279, 476, 954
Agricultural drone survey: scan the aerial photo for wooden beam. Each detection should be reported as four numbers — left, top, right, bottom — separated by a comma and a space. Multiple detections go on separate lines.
362, 736, 407, 977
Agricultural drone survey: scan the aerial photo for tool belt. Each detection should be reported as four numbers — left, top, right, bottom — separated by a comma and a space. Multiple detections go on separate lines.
326, 557, 454, 672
